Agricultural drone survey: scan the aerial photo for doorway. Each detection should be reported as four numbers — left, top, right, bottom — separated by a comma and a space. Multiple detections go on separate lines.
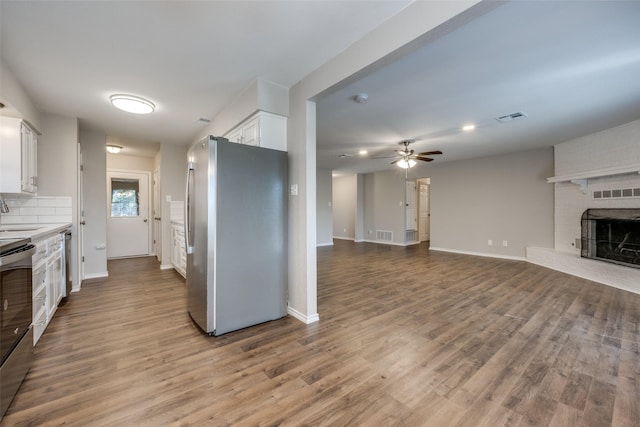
417, 178, 431, 243
106, 170, 151, 258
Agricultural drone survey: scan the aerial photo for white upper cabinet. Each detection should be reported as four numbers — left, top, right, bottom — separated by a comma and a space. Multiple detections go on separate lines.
0, 116, 38, 194
224, 111, 287, 151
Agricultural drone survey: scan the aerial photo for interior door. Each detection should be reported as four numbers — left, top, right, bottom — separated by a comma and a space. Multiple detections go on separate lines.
405, 181, 417, 231
77, 143, 84, 285
107, 171, 151, 258
419, 182, 430, 242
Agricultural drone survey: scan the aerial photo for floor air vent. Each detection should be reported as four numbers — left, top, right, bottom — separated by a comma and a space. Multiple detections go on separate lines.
376, 230, 393, 242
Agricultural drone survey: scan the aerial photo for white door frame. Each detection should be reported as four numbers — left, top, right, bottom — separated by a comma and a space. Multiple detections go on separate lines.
106, 168, 152, 258
77, 143, 84, 288
417, 178, 431, 243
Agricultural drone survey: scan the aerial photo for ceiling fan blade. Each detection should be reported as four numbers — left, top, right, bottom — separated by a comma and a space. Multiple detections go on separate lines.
414, 156, 434, 162
418, 150, 442, 156
371, 155, 397, 160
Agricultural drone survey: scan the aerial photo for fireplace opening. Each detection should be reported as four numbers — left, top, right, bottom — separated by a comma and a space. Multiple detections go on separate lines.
581, 208, 640, 269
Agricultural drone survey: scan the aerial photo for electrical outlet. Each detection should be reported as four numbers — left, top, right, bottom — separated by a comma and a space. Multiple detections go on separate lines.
503, 240, 508, 247
343, 228, 347, 233
488, 239, 493, 246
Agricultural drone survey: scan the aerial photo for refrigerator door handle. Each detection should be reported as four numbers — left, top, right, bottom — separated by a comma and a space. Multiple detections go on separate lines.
185, 161, 194, 255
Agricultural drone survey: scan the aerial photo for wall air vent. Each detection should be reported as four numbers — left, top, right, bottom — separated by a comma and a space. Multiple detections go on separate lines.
376, 230, 393, 242
495, 111, 527, 123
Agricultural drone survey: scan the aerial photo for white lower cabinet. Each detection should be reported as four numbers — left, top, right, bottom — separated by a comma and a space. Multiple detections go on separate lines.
171, 223, 186, 278
32, 232, 65, 345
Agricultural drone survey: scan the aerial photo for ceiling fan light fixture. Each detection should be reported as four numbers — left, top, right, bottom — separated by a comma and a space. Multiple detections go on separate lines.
397, 158, 416, 169
110, 94, 155, 114
106, 145, 123, 154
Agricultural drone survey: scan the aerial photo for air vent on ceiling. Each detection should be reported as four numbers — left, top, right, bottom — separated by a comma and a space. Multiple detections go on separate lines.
338, 154, 353, 158
495, 111, 527, 123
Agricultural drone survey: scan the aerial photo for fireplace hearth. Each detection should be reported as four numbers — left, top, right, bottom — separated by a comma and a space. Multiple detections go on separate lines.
581, 209, 640, 268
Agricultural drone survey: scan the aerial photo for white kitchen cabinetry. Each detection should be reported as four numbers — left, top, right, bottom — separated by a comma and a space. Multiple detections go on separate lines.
171, 222, 186, 278
224, 111, 286, 151
32, 233, 65, 345
0, 116, 38, 194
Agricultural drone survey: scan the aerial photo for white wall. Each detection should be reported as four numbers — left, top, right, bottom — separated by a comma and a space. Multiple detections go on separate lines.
79, 130, 107, 278
107, 153, 155, 172
426, 148, 555, 259
316, 168, 333, 246
554, 119, 640, 254
158, 143, 187, 268
362, 170, 407, 245
38, 113, 79, 288
0, 58, 41, 131
332, 175, 357, 240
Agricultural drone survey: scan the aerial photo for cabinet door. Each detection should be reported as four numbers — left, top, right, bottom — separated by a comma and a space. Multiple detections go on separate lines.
20, 123, 37, 193
242, 117, 260, 146
226, 127, 243, 144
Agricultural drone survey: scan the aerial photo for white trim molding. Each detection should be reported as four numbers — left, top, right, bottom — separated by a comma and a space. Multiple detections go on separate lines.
83, 271, 109, 280
160, 264, 174, 270
287, 306, 319, 324
430, 247, 526, 261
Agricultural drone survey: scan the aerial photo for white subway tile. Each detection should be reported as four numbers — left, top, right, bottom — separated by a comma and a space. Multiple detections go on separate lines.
2, 216, 38, 224
38, 216, 71, 224
55, 207, 73, 216
21, 207, 56, 216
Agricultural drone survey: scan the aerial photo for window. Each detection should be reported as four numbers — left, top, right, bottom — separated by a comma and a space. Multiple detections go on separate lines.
111, 178, 140, 217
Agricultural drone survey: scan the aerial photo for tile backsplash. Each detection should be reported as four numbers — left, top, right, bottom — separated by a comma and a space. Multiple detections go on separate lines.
0, 195, 72, 225
170, 200, 184, 221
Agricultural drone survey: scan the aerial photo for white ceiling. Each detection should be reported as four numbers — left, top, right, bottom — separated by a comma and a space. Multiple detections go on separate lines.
0, 0, 411, 154
317, 0, 640, 174
2, 1, 640, 170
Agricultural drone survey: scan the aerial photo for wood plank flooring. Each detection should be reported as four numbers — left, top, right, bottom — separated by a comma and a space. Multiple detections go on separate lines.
2, 241, 639, 426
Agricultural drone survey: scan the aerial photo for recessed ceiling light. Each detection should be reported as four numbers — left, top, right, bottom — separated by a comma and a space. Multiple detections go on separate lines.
462, 124, 476, 131
110, 94, 155, 114
106, 145, 122, 154
359, 150, 368, 155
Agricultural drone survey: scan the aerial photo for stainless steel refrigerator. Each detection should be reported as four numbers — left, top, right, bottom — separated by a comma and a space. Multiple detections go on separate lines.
185, 136, 287, 335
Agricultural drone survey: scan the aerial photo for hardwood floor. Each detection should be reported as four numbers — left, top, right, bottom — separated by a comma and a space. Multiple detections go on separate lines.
2, 241, 639, 426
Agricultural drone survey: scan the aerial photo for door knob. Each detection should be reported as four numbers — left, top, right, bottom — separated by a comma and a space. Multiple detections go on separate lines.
144, 219, 148, 222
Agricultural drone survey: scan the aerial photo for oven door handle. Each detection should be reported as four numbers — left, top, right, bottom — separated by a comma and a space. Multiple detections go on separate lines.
0, 245, 35, 266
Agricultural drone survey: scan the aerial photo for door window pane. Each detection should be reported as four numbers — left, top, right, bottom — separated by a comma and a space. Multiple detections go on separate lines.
111, 178, 139, 217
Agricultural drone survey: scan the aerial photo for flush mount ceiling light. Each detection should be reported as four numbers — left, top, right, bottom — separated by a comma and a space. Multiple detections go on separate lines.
462, 124, 476, 131
106, 145, 122, 154
359, 150, 368, 156
110, 94, 155, 114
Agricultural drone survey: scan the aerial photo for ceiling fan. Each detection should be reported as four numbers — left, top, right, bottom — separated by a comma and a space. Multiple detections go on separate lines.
388, 140, 442, 169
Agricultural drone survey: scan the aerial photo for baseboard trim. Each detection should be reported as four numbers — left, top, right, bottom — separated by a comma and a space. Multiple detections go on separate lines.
83, 271, 109, 280
429, 247, 526, 261
287, 306, 319, 324
160, 264, 174, 270
316, 242, 334, 247
360, 239, 414, 247
332, 236, 354, 241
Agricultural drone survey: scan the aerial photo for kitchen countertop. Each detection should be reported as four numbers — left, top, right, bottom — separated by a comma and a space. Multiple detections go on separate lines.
0, 223, 72, 240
